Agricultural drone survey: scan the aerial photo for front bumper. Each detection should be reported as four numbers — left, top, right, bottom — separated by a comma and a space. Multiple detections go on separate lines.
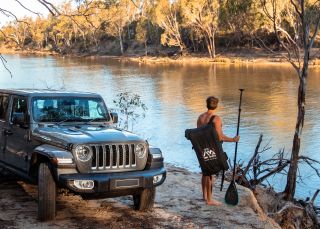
59, 167, 166, 195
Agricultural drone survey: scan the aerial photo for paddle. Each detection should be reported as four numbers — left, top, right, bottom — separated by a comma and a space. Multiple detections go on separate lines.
225, 89, 244, 205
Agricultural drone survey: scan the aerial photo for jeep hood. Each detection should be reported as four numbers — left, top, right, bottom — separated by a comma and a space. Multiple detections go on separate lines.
32, 124, 144, 145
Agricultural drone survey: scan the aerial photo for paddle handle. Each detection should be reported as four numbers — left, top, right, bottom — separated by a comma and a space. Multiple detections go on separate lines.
232, 89, 244, 178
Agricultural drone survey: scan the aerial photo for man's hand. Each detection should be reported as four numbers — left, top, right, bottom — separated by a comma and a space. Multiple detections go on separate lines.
233, 135, 240, 142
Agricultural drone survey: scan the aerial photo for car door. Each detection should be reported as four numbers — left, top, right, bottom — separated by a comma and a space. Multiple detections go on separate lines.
0, 93, 10, 162
4, 95, 30, 171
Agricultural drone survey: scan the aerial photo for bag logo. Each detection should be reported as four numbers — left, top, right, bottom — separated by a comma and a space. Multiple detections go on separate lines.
203, 148, 217, 161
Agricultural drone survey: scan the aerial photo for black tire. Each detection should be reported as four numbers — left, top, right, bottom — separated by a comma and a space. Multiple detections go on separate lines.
133, 188, 156, 211
38, 163, 56, 221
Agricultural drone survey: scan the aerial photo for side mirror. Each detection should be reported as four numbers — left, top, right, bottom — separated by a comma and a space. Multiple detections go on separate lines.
110, 112, 118, 124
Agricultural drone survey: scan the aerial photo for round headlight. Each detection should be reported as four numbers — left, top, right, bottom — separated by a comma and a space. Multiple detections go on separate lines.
74, 145, 92, 162
135, 144, 146, 159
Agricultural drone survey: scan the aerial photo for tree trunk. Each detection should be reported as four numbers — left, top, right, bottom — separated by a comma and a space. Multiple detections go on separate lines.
210, 32, 216, 59
179, 44, 184, 53
204, 36, 212, 58
204, 30, 215, 59
190, 32, 196, 52
53, 35, 58, 51
119, 29, 124, 55
284, 67, 307, 200
44, 33, 48, 48
144, 40, 148, 56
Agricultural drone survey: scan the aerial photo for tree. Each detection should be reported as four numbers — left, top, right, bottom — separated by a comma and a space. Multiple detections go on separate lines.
104, 0, 139, 54
113, 92, 147, 131
73, 0, 108, 52
30, 17, 48, 49
135, 18, 149, 55
219, 0, 264, 46
153, 0, 185, 52
135, 0, 163, 53
180, 0, 220, 58
2, 18, 32, 50
260, 0, 320, 201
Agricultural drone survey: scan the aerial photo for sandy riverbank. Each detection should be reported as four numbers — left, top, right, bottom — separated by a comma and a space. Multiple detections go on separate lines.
1, 47, 320, 67
0, 164, 279, 229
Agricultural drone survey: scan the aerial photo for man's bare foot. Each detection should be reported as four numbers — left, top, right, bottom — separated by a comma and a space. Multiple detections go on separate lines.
206, 200, 222, 206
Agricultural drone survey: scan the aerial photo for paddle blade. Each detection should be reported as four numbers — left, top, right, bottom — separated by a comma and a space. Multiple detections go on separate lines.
225, 181, 239, 205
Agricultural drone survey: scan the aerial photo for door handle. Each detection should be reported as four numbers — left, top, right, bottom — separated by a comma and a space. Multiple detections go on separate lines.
4, 129, 13, 136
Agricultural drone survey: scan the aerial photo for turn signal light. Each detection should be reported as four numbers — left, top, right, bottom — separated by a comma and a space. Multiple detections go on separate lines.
153, 174, 163, 184
73, 180, 94, 190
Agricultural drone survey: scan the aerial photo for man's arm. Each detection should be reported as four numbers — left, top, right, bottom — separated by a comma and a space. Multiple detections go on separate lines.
214, 116, 239, 142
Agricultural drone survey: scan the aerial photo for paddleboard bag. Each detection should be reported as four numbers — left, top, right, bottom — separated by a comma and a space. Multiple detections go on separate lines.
185, 116, 229, 191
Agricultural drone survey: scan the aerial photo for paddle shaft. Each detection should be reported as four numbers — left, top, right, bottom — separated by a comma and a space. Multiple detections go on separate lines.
232, 89, 244, 178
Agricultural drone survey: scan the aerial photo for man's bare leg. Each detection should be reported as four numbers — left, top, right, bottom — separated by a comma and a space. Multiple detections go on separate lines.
202, 175, 207, 201
206, 176, 222, 206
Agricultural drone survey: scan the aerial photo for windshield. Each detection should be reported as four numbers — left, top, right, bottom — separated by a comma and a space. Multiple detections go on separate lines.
32, 97, 110, 123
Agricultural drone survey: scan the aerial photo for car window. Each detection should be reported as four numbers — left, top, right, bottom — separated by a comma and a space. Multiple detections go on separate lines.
0, 95, 9, 120
11, 97, 28, 122
32, 97, 110, 122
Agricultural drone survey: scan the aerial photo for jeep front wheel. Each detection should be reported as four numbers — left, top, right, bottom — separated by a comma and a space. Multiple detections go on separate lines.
133, 188, 155, 211
38, 163, 56, 221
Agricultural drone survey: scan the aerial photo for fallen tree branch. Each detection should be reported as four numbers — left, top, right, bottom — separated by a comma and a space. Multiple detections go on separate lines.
298, 156, 320, 177
250, 158, 290, 186
311, 189, 320, 205
240, 134, 263, 183
0, 54, 12, 78
305, 189, 320, 226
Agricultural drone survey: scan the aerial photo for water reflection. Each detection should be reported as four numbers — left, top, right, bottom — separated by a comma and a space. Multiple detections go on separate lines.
0, 54, 319, 204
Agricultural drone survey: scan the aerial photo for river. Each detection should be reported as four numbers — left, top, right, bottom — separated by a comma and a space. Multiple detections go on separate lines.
1, 54, 319, 205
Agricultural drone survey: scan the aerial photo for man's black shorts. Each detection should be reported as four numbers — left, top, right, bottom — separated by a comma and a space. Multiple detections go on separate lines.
202, 171, 219, 176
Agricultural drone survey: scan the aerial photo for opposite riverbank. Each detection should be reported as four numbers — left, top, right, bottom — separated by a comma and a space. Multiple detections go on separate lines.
1, 47, 320, 67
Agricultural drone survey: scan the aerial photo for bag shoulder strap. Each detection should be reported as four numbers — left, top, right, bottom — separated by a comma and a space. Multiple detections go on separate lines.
208, 115, 216, 125
220, 170, 225, 191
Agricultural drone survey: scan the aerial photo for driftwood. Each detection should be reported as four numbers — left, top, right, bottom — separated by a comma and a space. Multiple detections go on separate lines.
306, 189, 320, 227
254, 186, 319, 229
236, 134, 290, 189
272, 190, 319, 228
239, 134, 263, 185
236, 135, 320, 228
237, 134, 320, 189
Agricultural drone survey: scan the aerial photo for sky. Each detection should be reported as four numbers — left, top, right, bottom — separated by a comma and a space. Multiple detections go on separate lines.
0, 0, 65, 26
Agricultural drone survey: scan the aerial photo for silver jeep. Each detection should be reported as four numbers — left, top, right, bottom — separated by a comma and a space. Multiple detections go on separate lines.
0, 89, 166, 221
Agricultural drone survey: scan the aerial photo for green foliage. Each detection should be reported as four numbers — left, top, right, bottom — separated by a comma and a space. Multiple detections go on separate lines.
180, 0, 220, 58
0, 0, 319, 55
135, 19, 148, 43
153, 0, 185, 51
112, 92, 147, 131
135, 18, 149, 54
220, 0, 264, 35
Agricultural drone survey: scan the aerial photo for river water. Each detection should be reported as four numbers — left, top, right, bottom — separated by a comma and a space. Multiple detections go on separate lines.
1, 54, 319, 205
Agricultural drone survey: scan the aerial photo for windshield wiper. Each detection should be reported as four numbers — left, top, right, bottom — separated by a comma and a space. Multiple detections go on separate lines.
85, 117, 109, 124
56, 117, 85, 125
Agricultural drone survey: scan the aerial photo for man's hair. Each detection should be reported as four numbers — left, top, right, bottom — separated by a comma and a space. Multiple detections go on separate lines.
206, 96, 219, 110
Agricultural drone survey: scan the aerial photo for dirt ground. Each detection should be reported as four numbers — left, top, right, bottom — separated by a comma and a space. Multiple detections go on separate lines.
0, 165, 280, 229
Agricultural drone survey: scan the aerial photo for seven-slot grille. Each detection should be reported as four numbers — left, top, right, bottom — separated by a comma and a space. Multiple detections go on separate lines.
91, 144, 136, 171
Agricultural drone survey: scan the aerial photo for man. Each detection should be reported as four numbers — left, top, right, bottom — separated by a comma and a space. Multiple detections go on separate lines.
197, 96, 240, 206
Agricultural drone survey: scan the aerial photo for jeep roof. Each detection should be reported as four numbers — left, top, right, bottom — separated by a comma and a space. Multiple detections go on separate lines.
0, 89, 100, 97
